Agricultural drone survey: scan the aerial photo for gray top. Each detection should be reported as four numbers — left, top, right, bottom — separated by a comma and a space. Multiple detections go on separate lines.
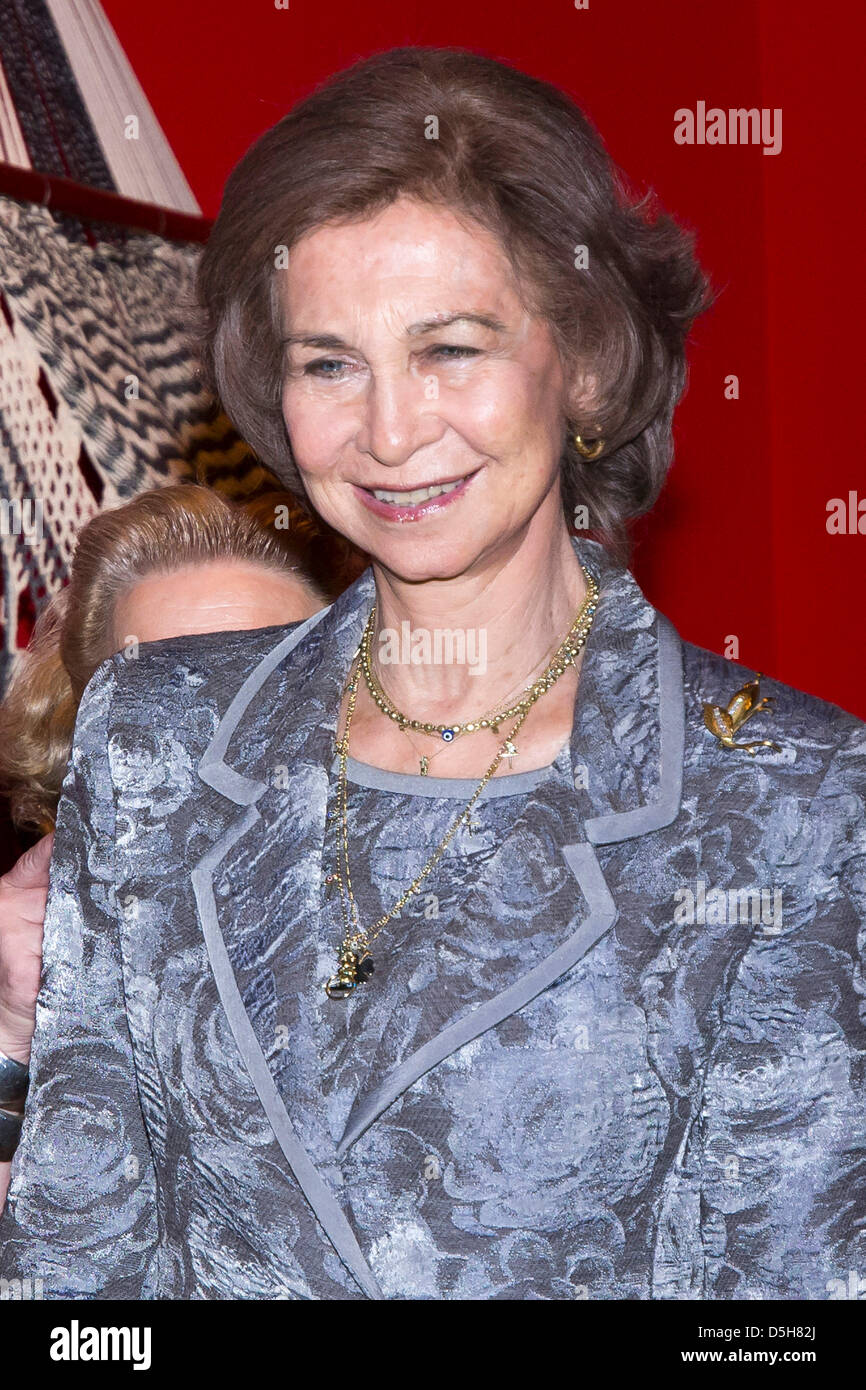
338, 750, 562, 798
319, 761, 550, 1143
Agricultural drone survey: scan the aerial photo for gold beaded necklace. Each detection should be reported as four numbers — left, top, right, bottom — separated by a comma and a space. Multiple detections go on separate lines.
323, 571, 599, 999
359, 564, 599, 747
395, 606, 589, 774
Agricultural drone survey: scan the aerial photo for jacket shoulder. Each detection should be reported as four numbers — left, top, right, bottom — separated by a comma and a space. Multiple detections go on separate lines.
679, 634, 866, 787
99, 621, 309, 743
115, 621, 304, 697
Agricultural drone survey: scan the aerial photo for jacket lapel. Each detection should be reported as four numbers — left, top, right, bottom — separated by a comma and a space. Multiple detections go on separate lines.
192, 578, 383, 1298
190, 536, 686, 1282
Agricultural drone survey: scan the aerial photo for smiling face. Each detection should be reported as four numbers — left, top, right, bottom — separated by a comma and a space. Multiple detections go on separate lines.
277, 197, 580, 583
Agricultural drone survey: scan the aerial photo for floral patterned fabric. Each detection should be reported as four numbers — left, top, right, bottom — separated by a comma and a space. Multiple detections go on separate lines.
0, 536, 864, 1300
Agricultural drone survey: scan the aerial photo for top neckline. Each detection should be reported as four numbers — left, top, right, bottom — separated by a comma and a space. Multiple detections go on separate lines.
332, 737, 571, 799
330, 557, 591, 799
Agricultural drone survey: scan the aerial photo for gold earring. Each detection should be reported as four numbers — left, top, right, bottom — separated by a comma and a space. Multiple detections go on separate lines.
574, 433, 605, 461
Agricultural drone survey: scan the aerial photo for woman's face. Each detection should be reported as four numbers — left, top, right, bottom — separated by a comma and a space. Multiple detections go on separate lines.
111, 560, 323, 649
278, 197, 578, 583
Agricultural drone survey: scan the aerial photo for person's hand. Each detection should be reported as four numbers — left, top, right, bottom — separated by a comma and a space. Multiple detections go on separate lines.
0, 833, 52, 1066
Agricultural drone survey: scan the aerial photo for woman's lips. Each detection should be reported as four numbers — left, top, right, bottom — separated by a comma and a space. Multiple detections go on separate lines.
353, 469, 480, 522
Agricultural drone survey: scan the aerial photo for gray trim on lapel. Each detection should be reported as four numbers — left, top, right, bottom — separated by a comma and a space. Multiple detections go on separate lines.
584, 614, 684, 845
191, 807, 384, 1302
198, 603, 332, 802
192, 599, 383, 1300
332, 605, 684, 1154
336, 842, 617, 1156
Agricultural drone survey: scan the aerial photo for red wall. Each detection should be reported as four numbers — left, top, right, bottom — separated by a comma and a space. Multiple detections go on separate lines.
102, 0, 865, 717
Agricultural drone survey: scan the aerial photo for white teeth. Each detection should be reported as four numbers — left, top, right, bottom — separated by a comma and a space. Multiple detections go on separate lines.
372, 479, 463, 505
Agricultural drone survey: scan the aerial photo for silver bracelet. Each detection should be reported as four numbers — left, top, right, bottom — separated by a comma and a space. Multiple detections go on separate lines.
0, 1047, 30, 1106
0, 1105, 23, 1162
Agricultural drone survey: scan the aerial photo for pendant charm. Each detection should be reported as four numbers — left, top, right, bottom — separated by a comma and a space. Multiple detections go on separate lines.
503, 738, 518, 768
441, 728, 456, 742
356, 950, 375, 982
419, 755, 429, 776
324, 947, 375, 1000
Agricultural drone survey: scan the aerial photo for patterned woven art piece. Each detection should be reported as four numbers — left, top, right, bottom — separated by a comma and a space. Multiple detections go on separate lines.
0, 194, 277, 695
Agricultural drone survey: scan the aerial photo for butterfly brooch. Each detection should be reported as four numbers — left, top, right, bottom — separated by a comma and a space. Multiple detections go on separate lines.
702, 673, 782, 756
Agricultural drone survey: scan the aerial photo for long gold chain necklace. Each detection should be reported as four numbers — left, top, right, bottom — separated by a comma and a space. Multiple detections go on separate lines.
323, 573, 599, 1000
324, 667, 536, 999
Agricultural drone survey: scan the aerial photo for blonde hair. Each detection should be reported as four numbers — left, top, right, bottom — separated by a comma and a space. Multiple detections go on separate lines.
0, 484, 331, 834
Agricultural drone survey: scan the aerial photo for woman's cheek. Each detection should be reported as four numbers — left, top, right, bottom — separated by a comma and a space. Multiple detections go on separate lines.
283, 399, 345, 477
457, 369, 532, 445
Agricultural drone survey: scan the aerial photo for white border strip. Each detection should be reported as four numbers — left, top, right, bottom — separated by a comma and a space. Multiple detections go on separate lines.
44, 0, 200, 213
0, 53, 30, 167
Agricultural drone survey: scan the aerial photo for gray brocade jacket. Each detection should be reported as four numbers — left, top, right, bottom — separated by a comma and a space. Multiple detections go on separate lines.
1, 537, 864, 1300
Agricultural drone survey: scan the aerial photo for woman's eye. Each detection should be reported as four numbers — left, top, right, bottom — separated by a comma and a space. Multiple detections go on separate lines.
304, 358, 351, 377
297, 345, 480, 377
428, 345, 481, 360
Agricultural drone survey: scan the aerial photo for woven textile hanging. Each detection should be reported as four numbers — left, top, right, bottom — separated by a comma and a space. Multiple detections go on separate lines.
0, 194, 279, 695
0, 0, 200, 212
0, 0, 286, 697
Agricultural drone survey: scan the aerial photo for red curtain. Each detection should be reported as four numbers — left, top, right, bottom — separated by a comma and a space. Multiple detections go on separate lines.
102, 0, 865, 716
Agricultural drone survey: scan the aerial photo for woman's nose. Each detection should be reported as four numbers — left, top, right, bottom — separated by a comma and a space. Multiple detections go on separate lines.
357, 373, 438, 467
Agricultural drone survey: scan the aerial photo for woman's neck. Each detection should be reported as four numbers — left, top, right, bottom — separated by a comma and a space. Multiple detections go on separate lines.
368, 513, 585, 723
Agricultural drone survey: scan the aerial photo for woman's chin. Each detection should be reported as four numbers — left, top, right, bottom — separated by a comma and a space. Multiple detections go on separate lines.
366, 537, 484, 585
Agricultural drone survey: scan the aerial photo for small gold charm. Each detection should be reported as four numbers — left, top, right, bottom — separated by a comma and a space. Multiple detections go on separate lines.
503, 738, 518, 769
702, 673, 782, 756
419, 755, 429, 776
324, 947, 374, 1000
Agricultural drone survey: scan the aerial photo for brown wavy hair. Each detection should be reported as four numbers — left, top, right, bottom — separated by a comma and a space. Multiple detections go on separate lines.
193, 46, 717, 561
0, 483, 353, 835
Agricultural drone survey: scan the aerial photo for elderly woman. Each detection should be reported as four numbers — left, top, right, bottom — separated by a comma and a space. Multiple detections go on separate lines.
0, 47, 863, 1302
